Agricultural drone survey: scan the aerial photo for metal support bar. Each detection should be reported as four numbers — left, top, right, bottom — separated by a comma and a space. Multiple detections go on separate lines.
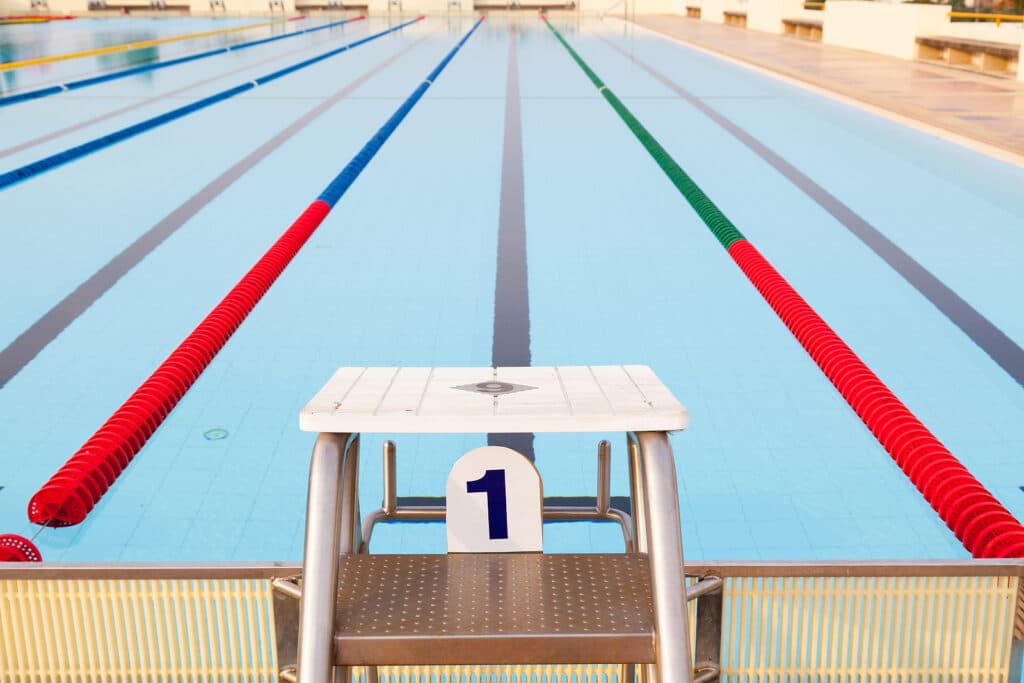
626, 432, 653, 683
685, 575, 723, 602
339, 436, 361, 556
274, 578, 302, 677
635, 431, 693, 683
692, 666, 721, 683
361, 504, 633, 550
597, 439, 611, 514
627, 434, 648, 555
692, 574, 724, 683
273, 576, 303, 601
337, 437, 362, 683
296, 432, 355, 683
359, 440, 634, 552
382, 440, 397, 515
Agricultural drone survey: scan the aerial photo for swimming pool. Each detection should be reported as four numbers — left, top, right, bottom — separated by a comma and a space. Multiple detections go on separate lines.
1, 13, 1022, 563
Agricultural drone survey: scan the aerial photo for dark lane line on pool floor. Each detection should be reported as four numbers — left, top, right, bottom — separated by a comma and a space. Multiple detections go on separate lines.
0, 35, 431, 391
0, 21, 371, 161
601, 37, 1024, 388
487, 23, 535, 461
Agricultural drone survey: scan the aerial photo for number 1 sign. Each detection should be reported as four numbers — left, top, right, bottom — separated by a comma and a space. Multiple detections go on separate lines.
446, 446, 543, 553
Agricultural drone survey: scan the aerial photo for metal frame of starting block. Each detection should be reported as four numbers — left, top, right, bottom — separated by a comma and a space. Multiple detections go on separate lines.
285, 366, 707, 683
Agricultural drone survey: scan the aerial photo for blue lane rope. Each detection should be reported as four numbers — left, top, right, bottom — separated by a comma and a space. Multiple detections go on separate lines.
317, 16, 484, 207
0, 18, 421, 191
0, 16, 361, 108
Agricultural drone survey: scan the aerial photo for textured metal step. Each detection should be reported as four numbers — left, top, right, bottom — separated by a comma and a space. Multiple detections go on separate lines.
334, 553, 655, 665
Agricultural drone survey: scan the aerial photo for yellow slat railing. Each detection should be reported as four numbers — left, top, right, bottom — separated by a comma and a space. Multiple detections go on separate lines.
719, 575, 1019, 679
0, 577, 278, 680
1, 562, 1021, 681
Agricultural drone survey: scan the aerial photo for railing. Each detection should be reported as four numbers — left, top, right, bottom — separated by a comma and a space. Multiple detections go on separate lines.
1, 559, 1021, 681
949, 11, 1024, 27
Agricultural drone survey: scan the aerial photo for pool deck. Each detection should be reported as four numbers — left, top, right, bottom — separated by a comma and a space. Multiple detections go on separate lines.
631, 15, 1024, 161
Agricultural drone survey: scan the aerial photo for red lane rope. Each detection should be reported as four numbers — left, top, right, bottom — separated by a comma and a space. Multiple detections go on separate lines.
729, 239, 1024, 558
0, 534, 42, 562
24, 16, 485, 534
27, 200, 331, 527
544, 16, 1023, 560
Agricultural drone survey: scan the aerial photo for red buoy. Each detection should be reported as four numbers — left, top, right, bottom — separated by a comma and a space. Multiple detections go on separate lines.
0, 534, 42, 562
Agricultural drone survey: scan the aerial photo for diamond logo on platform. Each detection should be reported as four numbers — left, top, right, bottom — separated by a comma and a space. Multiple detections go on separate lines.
453, 381, 537, 396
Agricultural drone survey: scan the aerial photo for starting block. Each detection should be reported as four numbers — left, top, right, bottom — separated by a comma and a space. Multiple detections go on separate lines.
281, 366, 711, 683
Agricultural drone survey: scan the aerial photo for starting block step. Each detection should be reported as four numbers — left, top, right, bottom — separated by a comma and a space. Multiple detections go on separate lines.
332, 553, 655, 665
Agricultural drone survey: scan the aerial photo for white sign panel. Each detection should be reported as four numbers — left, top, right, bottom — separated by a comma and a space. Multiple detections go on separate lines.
446, 446, 543, 553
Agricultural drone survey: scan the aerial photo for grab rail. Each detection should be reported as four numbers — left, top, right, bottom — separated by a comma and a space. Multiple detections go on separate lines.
948, 11, 1024, 27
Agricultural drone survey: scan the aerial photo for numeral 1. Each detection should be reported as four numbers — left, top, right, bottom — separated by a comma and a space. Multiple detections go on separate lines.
466, 469, 509, 540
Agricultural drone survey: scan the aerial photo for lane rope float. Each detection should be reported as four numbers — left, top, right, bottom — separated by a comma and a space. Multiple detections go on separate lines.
0, 17, 299, 72
0, 534, 41, 562
0, 16, 363, 108
24, 16, 485, 533
0, 17, 422, 191
543, 16, 1024, 559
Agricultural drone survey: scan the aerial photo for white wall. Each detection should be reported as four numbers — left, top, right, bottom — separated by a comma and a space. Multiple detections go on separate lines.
577, 0, 678, 14
746, 0, 806, 33
946, 20, 1022, 43
399, 0, 468, 12
700, 0, 724, 22
186, 0, 296, 14
823, 0, 950, 60
0, 0, 32, 12
636, 0, 680, 12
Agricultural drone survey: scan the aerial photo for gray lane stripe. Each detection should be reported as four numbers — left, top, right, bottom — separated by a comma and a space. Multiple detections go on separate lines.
488, 25, 535, 460
603, 38, 1024, 387
0, 26, 364, 161
0, 36, 428, 390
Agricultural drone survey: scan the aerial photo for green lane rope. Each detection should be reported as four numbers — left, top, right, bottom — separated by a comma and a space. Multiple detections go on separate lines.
543, 18, 745, 249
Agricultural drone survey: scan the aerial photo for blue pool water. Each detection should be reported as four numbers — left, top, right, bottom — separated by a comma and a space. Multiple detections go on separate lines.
0, 14, 1022, 563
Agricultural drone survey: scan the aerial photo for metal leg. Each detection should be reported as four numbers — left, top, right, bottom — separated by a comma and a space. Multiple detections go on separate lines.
1009, 637, 1022, 683
635, 431, 694, 683
627, 434, 647, 554
340, 435, 361, 555
298, 432, 355, 683
337, 439, 380, 683
628, 434, 654, 683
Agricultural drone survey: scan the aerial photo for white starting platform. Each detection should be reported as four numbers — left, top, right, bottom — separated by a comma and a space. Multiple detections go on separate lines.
300, 366, 688, 434
284, 365, 712, 683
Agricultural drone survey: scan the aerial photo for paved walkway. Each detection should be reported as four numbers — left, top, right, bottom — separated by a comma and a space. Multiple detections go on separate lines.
632, 15, 1024, 159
